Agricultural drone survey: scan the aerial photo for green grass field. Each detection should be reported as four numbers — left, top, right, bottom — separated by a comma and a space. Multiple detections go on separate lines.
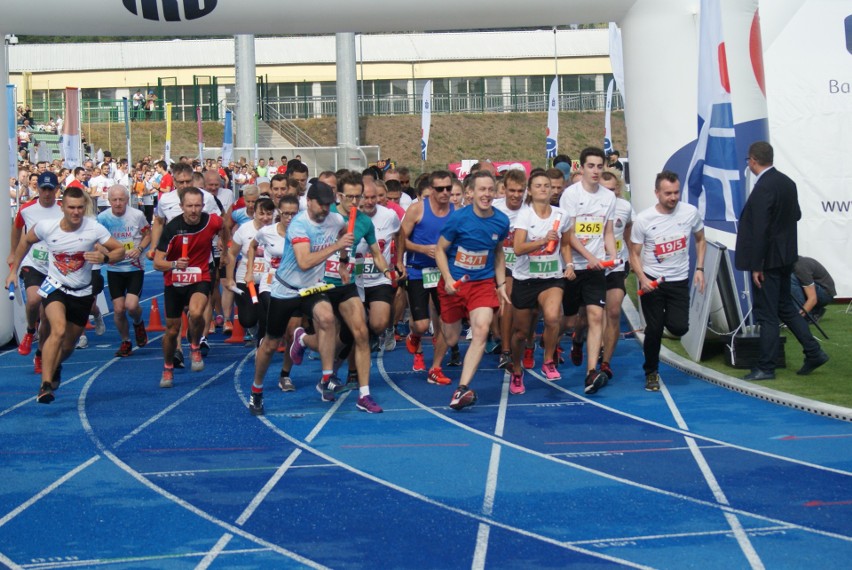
625, 274, 852, 409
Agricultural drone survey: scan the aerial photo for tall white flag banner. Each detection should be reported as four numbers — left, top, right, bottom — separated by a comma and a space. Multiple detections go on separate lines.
608, 23, 626, 107
603, 79, 615, 155
545, 76, 559, 159
164, 102, 172, 164
60, 87, 81, 169
420, 80, 432, 161
222, 110, 234, 164
684, 0, 743, 222
7, 85, 18, 185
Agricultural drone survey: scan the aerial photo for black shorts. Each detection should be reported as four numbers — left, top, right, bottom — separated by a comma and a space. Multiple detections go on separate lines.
43, 290, 94, 328
266, 293, 328, 338
326, 282, 360, 307
107, 270, 145, 299
364, 283, 395, 306
511, 278, 564, 310
605, 270, 627, 293
20, 266, 47, 289
407, 279, 441, 322
164, 282, 212, 319
91, 270, 105, 296
563, 269, 607, 316
211, 256, 227, 280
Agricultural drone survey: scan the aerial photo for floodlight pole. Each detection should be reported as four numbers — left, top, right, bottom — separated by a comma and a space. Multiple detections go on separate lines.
234, 34, 257, 155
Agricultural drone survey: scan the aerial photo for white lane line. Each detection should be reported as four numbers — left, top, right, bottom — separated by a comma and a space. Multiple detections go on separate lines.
0, 368, 96, 418
234, 449, 302, 527
566, 524, 795, 546
194, 533, 233, 570
77, 350, 328, 569
0, 551, 22, 569
19, 548, 273, 569
658, 380, 765, 570
140, 463, 335, 477
0, 456, 100, 529
112, 361, 238, 449
472, 523, 490, 569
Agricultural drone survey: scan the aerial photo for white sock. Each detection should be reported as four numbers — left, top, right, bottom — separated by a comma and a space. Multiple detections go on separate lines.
359, 386, 370, 397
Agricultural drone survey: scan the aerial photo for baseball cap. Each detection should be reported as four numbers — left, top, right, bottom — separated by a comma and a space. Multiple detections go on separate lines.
554, 162, 572, 178
306, 181, 335, 205
37, 171, 59, 189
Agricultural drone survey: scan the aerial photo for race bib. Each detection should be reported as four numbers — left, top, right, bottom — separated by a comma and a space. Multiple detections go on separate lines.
356, 254, 382, 279
575, 215, 604, 239
615, 239, 624, 254
37, 275, 61, 298
324, 258, 341, 280
422, 267, 441, 289
122, 241, 135, 251
31, 246, 49, 262
653, 234, 687, 261
454, 247, 487, 271
503, 247, 516, 266
528, 253, 561, 278
172, 266, 202, 287
252, 261, 266, 274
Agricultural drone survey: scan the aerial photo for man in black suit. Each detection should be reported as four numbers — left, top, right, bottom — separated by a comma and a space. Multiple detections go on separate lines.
735, 141, 828, 380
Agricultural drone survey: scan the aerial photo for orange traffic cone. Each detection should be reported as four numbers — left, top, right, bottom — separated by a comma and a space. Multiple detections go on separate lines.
225, 309, 246, 344
147, 299, 165, 332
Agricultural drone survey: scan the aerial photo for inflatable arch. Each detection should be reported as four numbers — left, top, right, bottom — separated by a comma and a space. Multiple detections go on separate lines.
0, 0, 772, 345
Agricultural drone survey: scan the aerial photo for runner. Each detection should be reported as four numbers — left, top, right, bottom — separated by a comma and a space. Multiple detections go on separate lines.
434, 170, 510, 410
398, 170, 455, 384
97, 184, 151, 357
152, 187, 227, 388
5, 186, 125, 403
7, 171, 63, 371
559, 147, 617, 395
509, 171, 572, 393
630, 171, 705, 391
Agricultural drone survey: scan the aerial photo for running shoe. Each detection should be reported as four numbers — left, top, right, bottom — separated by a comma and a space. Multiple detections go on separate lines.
584, 370, 607, 395
223, 321, 233, 337
356, 394, 383, 414
522, 347, 535, 369
485, 336, 500, 354
215, 314, 224, 328
249, 391, 265, 416
541, 360, 561, 381
207, 320, 216, 335
600, 361, 614, 381
160, 367, 174, 389
645, 372, 661, 392
36, 382, 54, 404
465, 327, 473, 340
382, 328, 397, 352
449, 385, 477, 410
199, 336, 210, 357
115, 340, 133, 358
190, 348, 204, 372
173, 349, 185, 369
93, 313, 106, 336
327, 375, 348, 394
50, 365, 62, 391
134, 321, 148, 347
33, 352, 42, 374
316, 380, 335, 402
18, 332, 34, 356
497, 352, 512, 370
427, 366, 451, 385
406, 333, 421, 354
278, 375, 295, 392
76, 334, 88, 349
412, 352, 426, 372
509, 371, 525, 395
289, 326, 307, 365
570, 339, 584, 366
369, 333, 381, 353
345, 371, 359, 392
447, 345, 462, 367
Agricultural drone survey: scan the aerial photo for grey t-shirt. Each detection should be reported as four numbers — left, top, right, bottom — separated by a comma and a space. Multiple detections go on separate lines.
793, 256, 836, 298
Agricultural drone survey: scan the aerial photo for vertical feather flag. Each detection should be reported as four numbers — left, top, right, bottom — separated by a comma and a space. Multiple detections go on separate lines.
420, 80, 432, 161
603, 79, 615, 155
196, 107, 204, 164
7, 85, 18, 179
545, 77, 559, 160
684, 0, 744, 221
222, 109, 234, 165
123, 97, 132, 169
60, 87, 81, 169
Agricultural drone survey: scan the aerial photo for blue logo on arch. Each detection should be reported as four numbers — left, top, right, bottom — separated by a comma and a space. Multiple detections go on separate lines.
846, 15, 852, 54
123, 0, 218, 22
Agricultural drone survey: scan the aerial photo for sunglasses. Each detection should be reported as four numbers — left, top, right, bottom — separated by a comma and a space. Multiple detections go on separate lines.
432, 185, 452, 192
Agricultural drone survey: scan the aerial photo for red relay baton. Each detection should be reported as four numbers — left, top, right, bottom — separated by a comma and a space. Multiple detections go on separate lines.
181, 235, 189, 259
600, 258, 624, 269
453, 274, 470, 289
247, 281, 259, 304
638, 275, 666, 297
544, 213, 563, 254
347, 206, 357, 233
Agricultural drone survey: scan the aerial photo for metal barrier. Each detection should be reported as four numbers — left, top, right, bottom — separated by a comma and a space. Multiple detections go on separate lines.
201, 145, 381, 176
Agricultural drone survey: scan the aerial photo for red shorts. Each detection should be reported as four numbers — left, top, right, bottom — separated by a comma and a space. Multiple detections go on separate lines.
437, 277, 499, 324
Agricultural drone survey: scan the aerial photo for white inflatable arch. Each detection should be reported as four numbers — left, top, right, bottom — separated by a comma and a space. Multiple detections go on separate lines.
1, 0, 768, 345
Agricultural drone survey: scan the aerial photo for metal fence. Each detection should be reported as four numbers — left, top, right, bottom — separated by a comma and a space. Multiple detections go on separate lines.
201, 145, 382, 176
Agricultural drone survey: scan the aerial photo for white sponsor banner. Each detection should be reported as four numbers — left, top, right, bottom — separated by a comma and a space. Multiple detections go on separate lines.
763, 0, 852, 297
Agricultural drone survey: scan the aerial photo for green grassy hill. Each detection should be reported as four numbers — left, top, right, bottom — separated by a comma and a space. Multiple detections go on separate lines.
86, 111, 626, 173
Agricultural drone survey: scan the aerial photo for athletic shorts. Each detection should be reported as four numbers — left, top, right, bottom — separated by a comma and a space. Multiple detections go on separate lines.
266, 293, 328, 338
20, 266, 47, 290
511, 277, 564, 310
164, 282, 212, 319
407, 278, 441, 322
42, 290, 94, 328
605, 270, 627, 293
437, 278, 499, 324
364, 283, 395, 306
563, 269, 607, 316
107, 271, 145, 299
326, 283, 360, 308
91, 270, 105, 296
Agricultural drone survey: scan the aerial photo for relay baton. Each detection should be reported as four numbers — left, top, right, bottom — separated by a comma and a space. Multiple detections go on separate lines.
638, 276, 666, 297
247, 281, 259, 304
347, 207, 357, 233
453, 274, 470, 289
544, 213, 563, 254
7, 282, 14, 301
600, 258, 624, 269
181, 235, 189, 259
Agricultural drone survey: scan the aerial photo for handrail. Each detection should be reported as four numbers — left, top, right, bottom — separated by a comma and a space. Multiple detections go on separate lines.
262, 103, 321, 148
